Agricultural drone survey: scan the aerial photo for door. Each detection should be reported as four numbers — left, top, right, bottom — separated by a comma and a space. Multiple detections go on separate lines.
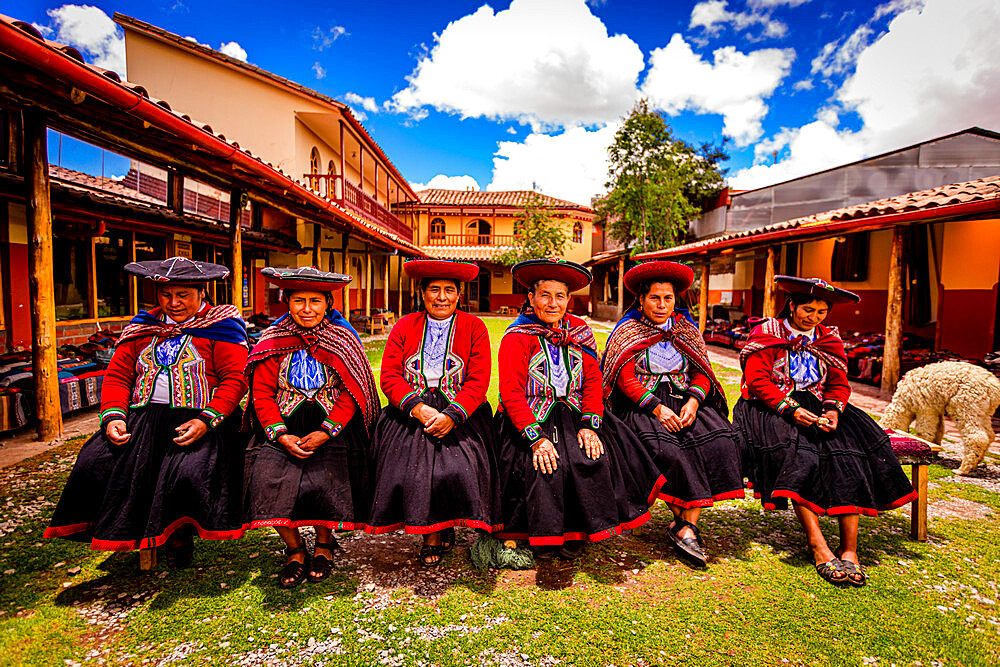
478, 270, 490, 312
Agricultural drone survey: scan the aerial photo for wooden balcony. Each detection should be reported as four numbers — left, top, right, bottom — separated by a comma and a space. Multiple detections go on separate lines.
304, 173, 413, 242
425, 233, 518, 246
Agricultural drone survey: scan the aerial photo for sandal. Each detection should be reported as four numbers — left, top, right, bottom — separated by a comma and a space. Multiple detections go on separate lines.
531, 545, 558, 561
558, 540, 586, 560
837, 558, 868, 587
419, 542, 443, 568
279, 545, 309, 589
814, 557, 849, 587
668, 519, 707, 568
165, 527, 194, 569
440, 527, 456, 554
308, 538, 339, 583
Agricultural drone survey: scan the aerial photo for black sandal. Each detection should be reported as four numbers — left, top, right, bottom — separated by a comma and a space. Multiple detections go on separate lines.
419, 542, 443, 567
165, 527, 194, 569
668, 519, 707, 568
440, 527, 456, 554
308, 538, 339, 583
837, 558, 867, 587
814, 557, 849, 587
279, 545, 309, 589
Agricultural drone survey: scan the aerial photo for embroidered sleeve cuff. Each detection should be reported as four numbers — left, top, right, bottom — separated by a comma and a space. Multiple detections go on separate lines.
638, 391, 661, 412
520, 422, 544, 446
822, 399, 847, 413
442, 402, 469, 425
197, 408, 225, 429
265, 422, 288, 442
685, 384, 707, 405
776, 396, 800, 416
321, 417, 344, 437
99, 408, 127, 427
579, 412, 602, 430
400, 391, 422, 415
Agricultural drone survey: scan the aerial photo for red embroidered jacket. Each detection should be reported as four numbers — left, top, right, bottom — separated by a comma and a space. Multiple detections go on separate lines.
499, 321, 603, 445
99, 327, 249, 429
251, 353, 356, 441
740, 322, 851, 416
616, 352, 713, 411
381, 310, 491, 424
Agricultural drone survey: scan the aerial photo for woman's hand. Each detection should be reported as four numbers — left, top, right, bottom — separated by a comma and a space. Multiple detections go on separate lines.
678, 397, 699, 428
577, 428, 604, 460
654, 404, 684, 432
410, 402, 440, 427
424, 413, 455, 438
297, 430, 331, 451
105, 419, 131, 446
791, 407, 820, 428
817, 410, 840, 432
173, 419, 208, 446
277, 434, 312, 459
531, 438, 559, 474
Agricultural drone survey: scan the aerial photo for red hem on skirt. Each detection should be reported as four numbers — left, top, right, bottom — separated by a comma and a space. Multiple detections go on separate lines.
244, 518, 368, 531
646, 475, 667, 506
766, 489, 919, 517
364, 518, 502, 536
657, 488, 746, 509
496, 509, 652, 546
86, 516, 246, 552
43, 522, 90, 539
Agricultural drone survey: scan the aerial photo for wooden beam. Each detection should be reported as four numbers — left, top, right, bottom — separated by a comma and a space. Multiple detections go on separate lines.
230, 189, 244, 308
166, 170, 184, 214
339, 120, 345, 201
364, 246, 371, 318
23, 109, 63, 441
616, 256, 624, 318
312, 223, 321, 268
881, 225, 905, 396
396, 253, 403, 315
383, 255, 389, 310
341, 233, 350, 312
699, 263, 710, 333
5, 109, 21, 173
762, 246, 777, 318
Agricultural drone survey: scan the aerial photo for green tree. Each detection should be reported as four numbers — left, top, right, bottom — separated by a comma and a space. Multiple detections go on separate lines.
495, 192, 568, 265
597, 99, 727, 253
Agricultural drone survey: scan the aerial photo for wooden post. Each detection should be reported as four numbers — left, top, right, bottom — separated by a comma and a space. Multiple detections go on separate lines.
312, 223, 322, 268
382, 256, 389, 310
23, 109, 63, 441
396, 253, 403, 315
882, 226, 905, 397
359, 146, 364, 195
617, 256, 624, 318
229, 189, 244, 308
139, 548, 157, 571
699, 263, 710, 333
167, 170, 184, 214
6, 110, 22, 173
762, 246, 777, 318
341, 233, 350, 312
364, 246, 371, 317
338, 121, 346, 201
910, 463, 929, 541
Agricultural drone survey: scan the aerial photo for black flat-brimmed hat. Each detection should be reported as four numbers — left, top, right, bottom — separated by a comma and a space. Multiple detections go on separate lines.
262, 266, 352, 292
775, 275, 861, 305
403, 259, 480, 283
124, 257, 229, 283
512, 259, 592, 292
623, 260, 695, 294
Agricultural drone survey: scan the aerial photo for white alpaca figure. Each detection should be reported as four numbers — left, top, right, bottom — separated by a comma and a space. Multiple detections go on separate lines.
880, 361, 1000, 475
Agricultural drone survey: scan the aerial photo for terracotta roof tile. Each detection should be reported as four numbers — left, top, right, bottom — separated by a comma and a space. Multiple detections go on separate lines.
415, 189, 593, 212
422, 245, 514, 262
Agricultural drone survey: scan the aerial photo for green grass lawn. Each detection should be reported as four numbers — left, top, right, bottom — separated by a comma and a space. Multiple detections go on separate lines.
2, 316, 998, 666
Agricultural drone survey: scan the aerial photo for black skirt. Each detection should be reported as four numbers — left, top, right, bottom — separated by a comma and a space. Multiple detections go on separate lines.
366, 390, 501, 534
611, 384, 745, 508
45, 404, 247, 550
243, 402, 371, 531
733, 391, 917, 516
495, 401, 665, 546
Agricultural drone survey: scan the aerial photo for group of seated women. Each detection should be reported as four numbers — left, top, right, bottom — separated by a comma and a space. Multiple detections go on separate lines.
44, 255, 917, 589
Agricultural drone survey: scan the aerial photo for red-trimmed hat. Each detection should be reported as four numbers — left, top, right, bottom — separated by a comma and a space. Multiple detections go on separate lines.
623, 260, 695, 294
512, 259, 592, 292
262, 266, 351, 292
124, 256, 229, 284
403, 259, 480, 283
775, 275, 860, 305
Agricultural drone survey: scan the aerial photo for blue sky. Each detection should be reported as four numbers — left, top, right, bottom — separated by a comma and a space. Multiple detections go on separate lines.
18, 0, 1000, 204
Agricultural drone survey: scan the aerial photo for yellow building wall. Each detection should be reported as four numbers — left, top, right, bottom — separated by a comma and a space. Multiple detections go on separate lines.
940, 218, 1000, 290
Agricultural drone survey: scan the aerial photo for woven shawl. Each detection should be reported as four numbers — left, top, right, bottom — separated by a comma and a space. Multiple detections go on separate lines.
504, 309, 598, 359
245, 312, 379, 433
601, 310, 726, 412
738, 317, 848, 373
117, 304, 248, 347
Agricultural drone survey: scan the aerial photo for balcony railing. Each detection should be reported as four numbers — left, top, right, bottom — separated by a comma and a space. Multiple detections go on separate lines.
425, 233, 518, 246
303, 173, 413, 242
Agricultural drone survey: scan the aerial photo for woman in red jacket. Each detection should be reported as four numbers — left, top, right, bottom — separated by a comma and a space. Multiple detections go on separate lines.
243, 267, 379, 588
602, 261, 744, 568
734, 276, 916, 587
495, 259, 664, 560
45, 257, 249, 566
367, 260, 500, 567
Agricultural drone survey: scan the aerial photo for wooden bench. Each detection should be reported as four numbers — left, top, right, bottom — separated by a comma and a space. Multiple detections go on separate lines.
886, 429, 943, 542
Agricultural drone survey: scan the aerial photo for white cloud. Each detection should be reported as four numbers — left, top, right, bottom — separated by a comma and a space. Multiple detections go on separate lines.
689, 0, 788, 39
43, 4, 126, 76
312, 62, 326, 79
811, 24, 873, 79
183, 35, 208, 47
344, 93, 378, 113
218, 41, 247, 62
641, 34, 794, 145
410, 175, 482, 191
488, 124, 619, 206
792, 78, 813, 91
747, 0, 812, 7
312, 25, 347, 51
389, 0, 643, 129
731, 0, 1000, 189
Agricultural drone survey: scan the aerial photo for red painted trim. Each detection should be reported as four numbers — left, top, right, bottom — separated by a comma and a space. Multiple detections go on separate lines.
364, 518, 502, 536
657, 487, 746, 509
84, 516, 246, 552
244, 518, 368, 532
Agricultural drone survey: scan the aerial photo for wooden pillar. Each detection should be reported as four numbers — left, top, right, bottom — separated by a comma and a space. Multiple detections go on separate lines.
229, 189, 244, 308
359, 146, 364, 194
762, 246, 778, 318
338, 121, 345, 201
910, 463, 929, 541
364, 246, 371, 315
6, 110, 22, 173
882, 225, 906, 396
341, 233, 350, 312
382, 255, 389, 309
312, 223, 322, 268
23, 109, 63, 441
167, 170, 184, 214
396, 253, 403, 315
616, 256, 624, 317
699, 263, 710, 333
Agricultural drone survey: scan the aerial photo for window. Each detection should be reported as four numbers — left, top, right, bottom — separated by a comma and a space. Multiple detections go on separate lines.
136, 234, 168, 311
572, 221, 583, 243
309, 147, 320, 191
94, 230, 131, 317
53, 236, 90, 320
327, 160, 337, 198
429, 218, 445, 241
831, 232, 869, 282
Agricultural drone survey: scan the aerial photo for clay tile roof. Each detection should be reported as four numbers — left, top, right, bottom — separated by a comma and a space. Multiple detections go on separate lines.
422, 245, 515, 262
48, 165, 162, 204
415, 189, 593, 212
